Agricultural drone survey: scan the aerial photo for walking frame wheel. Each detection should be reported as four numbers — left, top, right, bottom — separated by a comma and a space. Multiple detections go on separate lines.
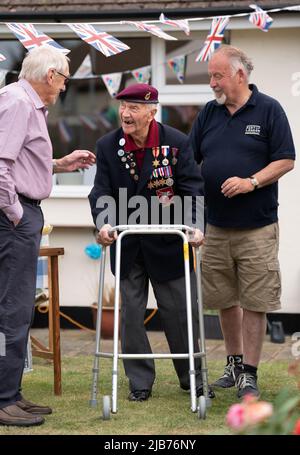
197, 395, 206, 420
102, 395, 111, 420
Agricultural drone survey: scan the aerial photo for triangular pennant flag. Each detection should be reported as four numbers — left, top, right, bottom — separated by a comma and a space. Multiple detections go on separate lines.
0, 69, 8, 88
101, 72, 122, 98
195, 16, 229, 62
80, 115, 98, 131
57, 119, 72, 144
123, 21, 177, 41
68, 23, 130, 57
0, 53, 6, 62
6, 23, 70, 53
73, 54, 93, 79
159, 13, 190, 36
131, 65, 151, 84
167, 55, 186, 84
249, 4, 273, 32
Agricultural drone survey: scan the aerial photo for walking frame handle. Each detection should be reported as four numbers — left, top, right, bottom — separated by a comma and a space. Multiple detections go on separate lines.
108, 224, 196, 235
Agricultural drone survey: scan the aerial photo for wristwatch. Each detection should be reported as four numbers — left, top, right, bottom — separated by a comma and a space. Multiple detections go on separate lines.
249, 175, 259, 190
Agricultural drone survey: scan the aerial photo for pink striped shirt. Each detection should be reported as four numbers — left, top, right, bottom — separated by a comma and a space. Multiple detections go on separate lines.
0, 79, 53, 222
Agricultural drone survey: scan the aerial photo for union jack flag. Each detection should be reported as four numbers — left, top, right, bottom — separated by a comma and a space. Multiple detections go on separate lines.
68, 23, 130, 57
159, 13, 190, 36
6, 23, 69, 53
195, 16, 229, 62
124, 21, 177, 41
249, 5, 273, 32
0, 53, 6, 62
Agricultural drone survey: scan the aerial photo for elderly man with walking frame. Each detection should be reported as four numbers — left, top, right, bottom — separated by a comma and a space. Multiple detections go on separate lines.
89, 83, 215, 403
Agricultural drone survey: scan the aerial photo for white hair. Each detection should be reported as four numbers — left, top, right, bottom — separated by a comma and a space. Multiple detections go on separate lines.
214, 45, 254, 81
145, 103, 158, 112
19, 45, 70, 82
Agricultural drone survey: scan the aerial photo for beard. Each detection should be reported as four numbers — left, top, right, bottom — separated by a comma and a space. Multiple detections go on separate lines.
214, 92, 227, 105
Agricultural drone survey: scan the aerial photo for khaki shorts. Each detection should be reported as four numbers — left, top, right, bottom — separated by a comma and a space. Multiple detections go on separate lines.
202, 223, 281, 312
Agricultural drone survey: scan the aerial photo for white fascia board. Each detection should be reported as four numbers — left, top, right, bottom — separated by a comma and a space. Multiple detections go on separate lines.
1, 13, 300, 38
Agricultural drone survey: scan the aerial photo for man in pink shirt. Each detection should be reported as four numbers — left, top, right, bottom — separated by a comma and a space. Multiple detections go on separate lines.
0, 46, 95, 427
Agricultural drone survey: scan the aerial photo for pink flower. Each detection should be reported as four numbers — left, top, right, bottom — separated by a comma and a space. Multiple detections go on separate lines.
244, 400, 273, 426
226, 403, 246, 430
226, 397, 273, 431
293, 419, 300, 435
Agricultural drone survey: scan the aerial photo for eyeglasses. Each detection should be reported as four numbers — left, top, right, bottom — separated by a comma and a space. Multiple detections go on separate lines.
55, 70, 70, 84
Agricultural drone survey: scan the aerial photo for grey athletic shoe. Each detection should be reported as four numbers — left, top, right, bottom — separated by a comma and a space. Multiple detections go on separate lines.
213, 356, 242, 388
236, 372, 260, 399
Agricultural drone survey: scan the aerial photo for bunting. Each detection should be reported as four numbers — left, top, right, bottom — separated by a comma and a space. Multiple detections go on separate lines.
123, 21, 177, 41
131, 65, 151, 84
101, 72, 122, 98
167, 55, 186, 84
0, 53, 6, 62
73, 54, 93, 78
57, 119, 72, 144
159, 13, 190, 36
79, 115, 98, 131
68, 23, 130, 57
6, 23, 69, 53
195, 16, 230, 62
249, 4, 273, 32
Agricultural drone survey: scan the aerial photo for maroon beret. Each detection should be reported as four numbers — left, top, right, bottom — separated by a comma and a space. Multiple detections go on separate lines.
116, 83, 159, 104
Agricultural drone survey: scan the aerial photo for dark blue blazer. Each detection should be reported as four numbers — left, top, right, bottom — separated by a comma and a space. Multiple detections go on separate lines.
89, 123, 203, 282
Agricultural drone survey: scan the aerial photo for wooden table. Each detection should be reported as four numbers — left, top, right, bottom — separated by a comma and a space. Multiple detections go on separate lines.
30, 247, 64, 395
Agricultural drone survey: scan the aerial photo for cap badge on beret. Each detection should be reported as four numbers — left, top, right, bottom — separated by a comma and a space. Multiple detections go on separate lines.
145, 92, 151, 101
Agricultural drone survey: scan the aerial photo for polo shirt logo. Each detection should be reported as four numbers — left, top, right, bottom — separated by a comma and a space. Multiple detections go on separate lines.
245, 125, 261, 135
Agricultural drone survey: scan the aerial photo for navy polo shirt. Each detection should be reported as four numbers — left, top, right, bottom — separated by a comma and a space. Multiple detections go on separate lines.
190, 84, 296, 228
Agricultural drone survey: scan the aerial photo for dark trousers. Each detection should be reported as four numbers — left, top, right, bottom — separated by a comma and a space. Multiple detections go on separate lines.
120, 261, 202, 392
0, 202, 43, 408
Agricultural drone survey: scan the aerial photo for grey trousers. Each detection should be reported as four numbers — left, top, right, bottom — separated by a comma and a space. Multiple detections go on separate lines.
0, 202, 43, 408
120, 261, 202, 392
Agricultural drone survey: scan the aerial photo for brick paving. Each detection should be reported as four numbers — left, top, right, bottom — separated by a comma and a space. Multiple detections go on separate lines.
30, 328, 294, 362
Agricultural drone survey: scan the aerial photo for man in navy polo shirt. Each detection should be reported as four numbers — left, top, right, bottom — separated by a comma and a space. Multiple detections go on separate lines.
89, 83, 215, 402
190, 45, 295, 398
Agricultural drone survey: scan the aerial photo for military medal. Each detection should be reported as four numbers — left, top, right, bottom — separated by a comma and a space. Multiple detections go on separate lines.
156, 187, 175, 206
166, 178, 174, 186
152, 147, 160, 167
118, 145, 139, 182
171, 147, 179, 165
161, 145, 170, 166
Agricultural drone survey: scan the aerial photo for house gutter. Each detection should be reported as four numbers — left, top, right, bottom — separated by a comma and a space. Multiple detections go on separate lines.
0, 5, 293, 22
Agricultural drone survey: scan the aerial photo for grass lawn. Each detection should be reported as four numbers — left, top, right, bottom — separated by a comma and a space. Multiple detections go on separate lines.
0, 357, 298, 435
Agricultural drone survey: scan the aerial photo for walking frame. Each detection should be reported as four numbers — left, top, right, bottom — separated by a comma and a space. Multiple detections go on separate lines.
90, 224, 211, 420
